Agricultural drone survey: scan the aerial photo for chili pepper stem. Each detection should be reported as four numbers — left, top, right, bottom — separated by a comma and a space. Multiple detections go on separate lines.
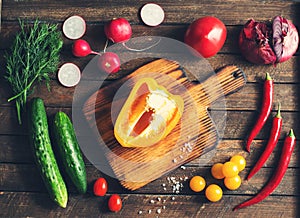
265, 72, 272, 81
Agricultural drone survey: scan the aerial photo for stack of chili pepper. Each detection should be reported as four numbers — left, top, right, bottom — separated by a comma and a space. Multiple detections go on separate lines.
234, 73, 296, 210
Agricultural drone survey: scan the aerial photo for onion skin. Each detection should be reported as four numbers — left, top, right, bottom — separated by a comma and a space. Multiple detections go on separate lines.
239, 16, 299, 65
239, 19, 276, 65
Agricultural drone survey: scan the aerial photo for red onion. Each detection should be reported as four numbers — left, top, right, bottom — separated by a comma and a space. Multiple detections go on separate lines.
239, 16, 299, 65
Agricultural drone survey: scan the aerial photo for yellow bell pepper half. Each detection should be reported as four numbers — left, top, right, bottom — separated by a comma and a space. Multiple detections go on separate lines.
114, 77, 184, 148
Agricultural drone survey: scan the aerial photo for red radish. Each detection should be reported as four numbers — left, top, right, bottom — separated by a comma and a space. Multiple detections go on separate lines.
104, 18, 132, 43
62, 15, 86, 40
72, 39, 100, 57
97, 52, 120, 74
57, 63, 81, 87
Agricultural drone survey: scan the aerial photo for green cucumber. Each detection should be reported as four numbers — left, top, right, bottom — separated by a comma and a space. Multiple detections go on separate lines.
28, 98, 68, 208
53, 111, 87, 194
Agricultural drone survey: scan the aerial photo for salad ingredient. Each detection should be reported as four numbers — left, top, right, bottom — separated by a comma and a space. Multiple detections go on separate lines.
247, 104, 282, 180
28, 98, 68, 208
93, 177, 108, 196
205, 184, 223, 202
72, 39, 99, 57
62, 15, 86, 40
53, 111, 87, 194
57, 63, 81, 87
239, 16, 299, 65
272, 16, 299, 63
140, 3, 165, 26
189, 176, 206, 192
184, 16, 227, 58
108, 194, 122, 212
104, 18, 132, 43
211, 163, 225, 179
222, 161, 239, 178
97, 52, 121, 74
230, 155, 246, 172
224, 175, 242, 190
5, 20, 63, 124
114, 77, 184, 148
246, 73, 273, 152
234, 129, 296, 211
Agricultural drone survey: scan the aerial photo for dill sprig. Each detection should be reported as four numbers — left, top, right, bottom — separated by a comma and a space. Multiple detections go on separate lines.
5, 20, 63, 124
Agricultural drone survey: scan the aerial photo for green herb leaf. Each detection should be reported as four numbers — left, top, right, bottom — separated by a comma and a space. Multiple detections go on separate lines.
5, 19, 63, 124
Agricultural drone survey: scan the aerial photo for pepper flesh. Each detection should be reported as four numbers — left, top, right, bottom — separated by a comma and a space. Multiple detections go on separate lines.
247, 103, 282, 180
234, 129, 296, 210
114, 78, 184, 148
246, 73, 273, 152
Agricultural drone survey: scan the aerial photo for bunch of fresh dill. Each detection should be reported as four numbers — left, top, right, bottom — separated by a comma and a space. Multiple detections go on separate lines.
5, 20, 63, 124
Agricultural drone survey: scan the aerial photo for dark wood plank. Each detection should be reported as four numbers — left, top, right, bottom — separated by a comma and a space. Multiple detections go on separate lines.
2, 0, 299, 25
1, 163, 299, 196
0, 70, 299, 110
2, 135, 299, 169
0, 105, 299, 140
0, 192, 298, 217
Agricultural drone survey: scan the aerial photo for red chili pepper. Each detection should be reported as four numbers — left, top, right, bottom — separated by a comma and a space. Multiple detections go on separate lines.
234, 129, 296, 211
247, 103, 282, 180
246, 73, 273, 152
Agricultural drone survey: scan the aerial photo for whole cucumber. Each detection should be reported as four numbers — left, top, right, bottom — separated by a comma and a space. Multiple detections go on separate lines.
27, 98, 68, 208
53, 111, 87, 194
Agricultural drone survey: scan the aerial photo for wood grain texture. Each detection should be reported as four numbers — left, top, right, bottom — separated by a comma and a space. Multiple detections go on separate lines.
82, 59, 245, 190
0, 192, 298, 218
1, 0, 300, 216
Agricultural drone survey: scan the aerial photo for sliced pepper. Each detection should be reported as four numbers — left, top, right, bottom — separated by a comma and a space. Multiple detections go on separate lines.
114, 77, 184, 148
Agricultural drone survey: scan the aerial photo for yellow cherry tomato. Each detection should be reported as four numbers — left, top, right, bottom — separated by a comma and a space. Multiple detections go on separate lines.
224, 175, 242, 190
205, 184, 223, 202
211, 163, 225, 179
189, 176, 206, 192
222, 161, 239, 178
230, 155, 246, 172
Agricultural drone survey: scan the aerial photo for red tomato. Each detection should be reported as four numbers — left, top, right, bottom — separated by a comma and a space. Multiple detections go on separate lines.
184, 16, 227, 58
93, 178, 108, 196
108, 194, 122, 212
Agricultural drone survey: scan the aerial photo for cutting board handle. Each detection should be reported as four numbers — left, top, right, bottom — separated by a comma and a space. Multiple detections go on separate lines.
189, 65, 247, 106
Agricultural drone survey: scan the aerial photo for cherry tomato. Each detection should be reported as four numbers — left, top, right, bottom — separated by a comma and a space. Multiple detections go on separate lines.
224, 175, 241, 190
93, 177, 108, 196
230, 155, 246, 172
189, 176, 206, 192
108, 194, 122, 212
205, 184, 223, 202
184, 16, 227, 58
211, 163, 225, 179
97, 52, 121, 74
222, 161, 239, 178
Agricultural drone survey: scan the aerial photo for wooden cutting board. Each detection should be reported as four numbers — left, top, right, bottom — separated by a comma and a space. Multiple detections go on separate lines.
83, 59, 246, 190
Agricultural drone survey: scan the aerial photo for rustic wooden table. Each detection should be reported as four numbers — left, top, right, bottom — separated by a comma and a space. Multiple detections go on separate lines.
1, 0, 300, 217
